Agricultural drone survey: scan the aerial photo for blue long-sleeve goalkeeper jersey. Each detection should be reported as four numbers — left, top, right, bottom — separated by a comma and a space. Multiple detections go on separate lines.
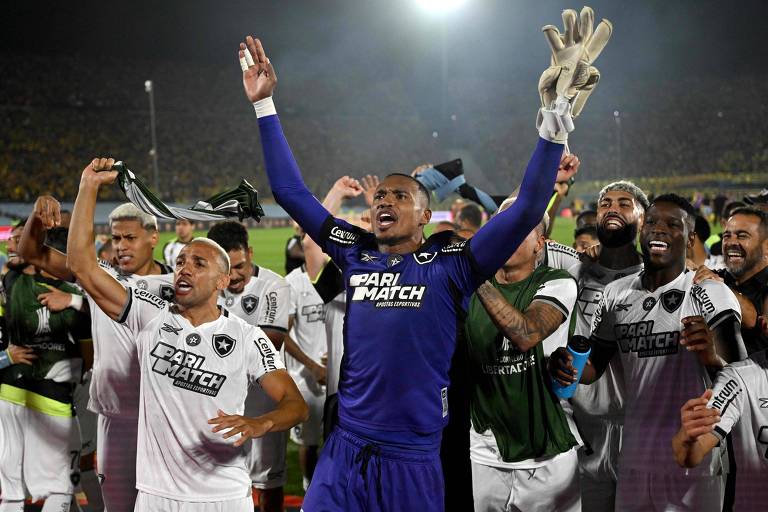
257, 114, 562, 451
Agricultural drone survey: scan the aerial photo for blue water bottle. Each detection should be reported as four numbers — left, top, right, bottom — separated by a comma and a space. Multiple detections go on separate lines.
551, 336, 591, 399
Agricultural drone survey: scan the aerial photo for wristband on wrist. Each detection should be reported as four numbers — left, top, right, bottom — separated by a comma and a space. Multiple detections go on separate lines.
253, 97, 277, 118
69, 294, 84, 311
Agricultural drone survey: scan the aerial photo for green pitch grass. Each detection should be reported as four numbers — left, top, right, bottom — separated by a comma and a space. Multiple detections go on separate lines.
154, 217, 578, 496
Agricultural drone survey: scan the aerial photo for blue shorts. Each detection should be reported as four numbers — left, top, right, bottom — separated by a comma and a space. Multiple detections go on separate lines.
301, 427, 444, 512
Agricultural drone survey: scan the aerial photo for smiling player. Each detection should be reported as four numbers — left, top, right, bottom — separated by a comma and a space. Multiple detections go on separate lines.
550, 194, 745, 511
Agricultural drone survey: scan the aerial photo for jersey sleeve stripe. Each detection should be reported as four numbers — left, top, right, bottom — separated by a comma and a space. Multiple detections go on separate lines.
712, 425, 728, 444
707, 309, 740, 330
115, 288, 134, 324
531, 295, 570, 318
260, 325, 288, 333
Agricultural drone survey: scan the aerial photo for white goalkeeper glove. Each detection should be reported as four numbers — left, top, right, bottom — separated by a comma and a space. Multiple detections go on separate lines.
537, 6, 612, 144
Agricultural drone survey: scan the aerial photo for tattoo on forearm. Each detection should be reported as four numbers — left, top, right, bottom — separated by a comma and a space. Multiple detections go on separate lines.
476, 281, 565, 352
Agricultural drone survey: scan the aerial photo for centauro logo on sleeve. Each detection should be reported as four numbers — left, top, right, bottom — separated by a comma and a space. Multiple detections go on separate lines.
711, 379, 741, 412
150, 342, 226, 396
329, 226, 360, 246
349, 272, 426, 308
615, 320, 679, 358
134, 288, 166, 309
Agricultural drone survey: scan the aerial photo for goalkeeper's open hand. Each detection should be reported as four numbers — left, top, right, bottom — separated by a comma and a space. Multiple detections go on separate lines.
240, 36, 277, 103
537, 6, 612, 143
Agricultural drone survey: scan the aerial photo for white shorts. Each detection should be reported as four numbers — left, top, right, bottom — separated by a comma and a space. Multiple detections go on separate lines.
244, 387, 287, 489
471, 449, 581, 512
576, 416, 622, 512
134, 490, 253, 512
97, 413, 139, 510
615, 468, 723, 512
0, 399, 80, 501
74, 372, 98, 456
289, 373, 325, 447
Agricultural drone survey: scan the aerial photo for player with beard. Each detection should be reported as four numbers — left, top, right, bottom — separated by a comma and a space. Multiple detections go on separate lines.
19, 198, 175, 511
206, 220, 292, 512
541, 180, 648, 510
241, 34, 569, 509
695, 207, 768, 355
550, 194, 745, 511
64, 157, 307, 512
555, 182, 648, 510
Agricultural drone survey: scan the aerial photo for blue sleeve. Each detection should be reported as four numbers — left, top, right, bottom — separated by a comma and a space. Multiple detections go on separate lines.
468, 138, 563, 279
257, 114, 331, 242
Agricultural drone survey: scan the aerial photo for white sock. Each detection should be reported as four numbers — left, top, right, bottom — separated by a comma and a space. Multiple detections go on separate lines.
41, 493, 72, 512
80, 469, 105, 511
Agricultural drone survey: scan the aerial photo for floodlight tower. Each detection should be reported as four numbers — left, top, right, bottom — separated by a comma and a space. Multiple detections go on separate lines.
145, 80, 161, 196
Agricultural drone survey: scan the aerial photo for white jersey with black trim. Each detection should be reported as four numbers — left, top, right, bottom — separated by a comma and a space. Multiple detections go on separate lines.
163, 239, 188, 268
86, 260, 175, 417
218, 265, 290, 333
118, 286, 284, 502
285, 268, 326, 378
591, 270, 743, 475
708, 350, 768, 508
543, 241, 581, 274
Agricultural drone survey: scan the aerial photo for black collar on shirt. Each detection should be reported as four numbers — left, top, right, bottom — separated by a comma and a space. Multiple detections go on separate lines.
723, 265, 768, 308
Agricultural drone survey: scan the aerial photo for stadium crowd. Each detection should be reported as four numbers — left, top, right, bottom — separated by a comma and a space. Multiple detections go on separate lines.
2, 7, 768, 512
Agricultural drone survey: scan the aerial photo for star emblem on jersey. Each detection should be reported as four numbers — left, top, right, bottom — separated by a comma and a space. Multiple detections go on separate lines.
361, 252, 379, 262
212, 334, 236, 357
642, 297, 657, 311
387, 254, 403, 267
186, 333, 201, 346
159, 285, 175, 301
225, 296, 235, 307
241, 294, 259, 315
137, 280, 148, 290
661, 289, 685, 314
413, 251, 437, 265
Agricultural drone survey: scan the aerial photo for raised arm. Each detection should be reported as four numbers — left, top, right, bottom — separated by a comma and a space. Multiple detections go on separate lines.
239, 36, 331, 242
18, 196, 73, 281
66, 158, 127, 320
468, 139, 563, 278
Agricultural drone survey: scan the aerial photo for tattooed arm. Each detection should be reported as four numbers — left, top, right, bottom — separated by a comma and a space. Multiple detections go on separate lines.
475, 281, 568, 353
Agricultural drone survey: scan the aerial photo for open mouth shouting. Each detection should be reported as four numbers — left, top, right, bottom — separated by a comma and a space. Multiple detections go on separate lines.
175, 277, 193, 296
376, 208, 398, 231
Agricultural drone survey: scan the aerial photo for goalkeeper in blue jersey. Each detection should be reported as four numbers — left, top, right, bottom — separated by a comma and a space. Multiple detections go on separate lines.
238, 7, 610, 509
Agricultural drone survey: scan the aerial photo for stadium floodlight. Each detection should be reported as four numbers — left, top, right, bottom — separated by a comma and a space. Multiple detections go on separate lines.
415, 0, 467, 13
